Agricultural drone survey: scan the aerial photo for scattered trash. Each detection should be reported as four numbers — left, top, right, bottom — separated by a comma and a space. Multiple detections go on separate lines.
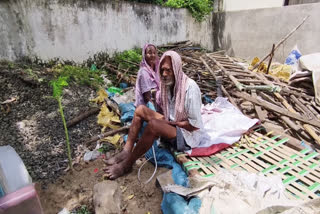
91, 89, 109, 103
101, 134, 121, 147
90, 64, 97, 71
120, 185, 127, 193
250, 57, 291, 82
119, 82, 128, 89
285, 45, 302, 72
58, 208, 70, 214
93, 168, 99, 173
107, 86, 123, 95
118, 102, 136, 123
83, 150, 101, 162
1, 97, 17, 105
112, 88, 135, 105
125, 194, 134, 201
100, 74, 112, 87
269, 63, 292, 82
97, 103, 121, 131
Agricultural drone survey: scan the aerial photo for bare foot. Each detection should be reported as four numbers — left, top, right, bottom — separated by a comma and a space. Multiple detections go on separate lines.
104, 159, 132, 180
104, 150, 130, 165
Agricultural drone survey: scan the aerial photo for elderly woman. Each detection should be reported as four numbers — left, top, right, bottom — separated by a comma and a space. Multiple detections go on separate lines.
134, 44, 160, 109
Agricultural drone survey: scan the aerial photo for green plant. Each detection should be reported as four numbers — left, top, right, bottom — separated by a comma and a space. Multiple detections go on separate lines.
73, 205, 91, 214
97, 143, 113, 153
114, 48, 142, 71
50, 76, 73, 170
8, 61, 15, 69
54, 65, 103, 88
165, 0, 213, 22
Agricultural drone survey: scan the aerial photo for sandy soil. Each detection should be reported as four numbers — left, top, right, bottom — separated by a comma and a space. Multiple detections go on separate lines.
39, 157, 168, 214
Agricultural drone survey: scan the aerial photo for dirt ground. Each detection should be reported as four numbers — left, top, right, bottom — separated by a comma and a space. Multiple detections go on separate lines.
39, 157, 168, 214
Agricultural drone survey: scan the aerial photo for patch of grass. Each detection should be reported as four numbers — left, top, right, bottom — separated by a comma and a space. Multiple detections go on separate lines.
53, 65, 104, 89
0, 60, 16, 69
114, 48, 142, 72
72, 205, 91, 214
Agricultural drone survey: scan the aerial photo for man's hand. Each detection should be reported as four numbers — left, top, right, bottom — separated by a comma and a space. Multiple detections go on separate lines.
169, 121, 199, 132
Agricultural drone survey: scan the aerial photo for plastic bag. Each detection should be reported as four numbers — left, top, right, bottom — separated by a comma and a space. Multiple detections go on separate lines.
83, 150, 101, 162
285, 45, 302, 73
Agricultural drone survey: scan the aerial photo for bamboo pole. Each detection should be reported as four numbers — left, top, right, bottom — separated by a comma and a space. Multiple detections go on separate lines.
252, 16, 309, 70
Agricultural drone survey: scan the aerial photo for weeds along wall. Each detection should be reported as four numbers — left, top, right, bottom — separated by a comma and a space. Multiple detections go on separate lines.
0, 0, 213, 62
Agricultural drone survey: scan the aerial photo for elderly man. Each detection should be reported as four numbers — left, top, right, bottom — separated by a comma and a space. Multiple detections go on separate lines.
104, 51, 204, 179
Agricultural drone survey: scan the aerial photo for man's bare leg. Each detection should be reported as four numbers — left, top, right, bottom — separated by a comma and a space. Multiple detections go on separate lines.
105, 105, 164, 165
104, 119, 176, 179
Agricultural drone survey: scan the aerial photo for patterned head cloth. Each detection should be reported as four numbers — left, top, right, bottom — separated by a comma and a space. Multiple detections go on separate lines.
159, 51, 188, 122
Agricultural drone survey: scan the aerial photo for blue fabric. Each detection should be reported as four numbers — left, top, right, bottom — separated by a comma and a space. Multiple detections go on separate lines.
120, 102, 202, 214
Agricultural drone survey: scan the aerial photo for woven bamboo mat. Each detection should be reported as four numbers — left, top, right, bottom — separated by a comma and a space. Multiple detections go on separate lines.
175, 132, 320, 200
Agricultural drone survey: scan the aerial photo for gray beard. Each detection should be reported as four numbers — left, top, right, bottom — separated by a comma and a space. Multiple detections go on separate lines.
163, 80, 174, 86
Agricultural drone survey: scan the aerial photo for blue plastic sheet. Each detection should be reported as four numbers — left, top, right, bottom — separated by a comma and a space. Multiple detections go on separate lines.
119, 102, 135, 123
119, 82, 128, 89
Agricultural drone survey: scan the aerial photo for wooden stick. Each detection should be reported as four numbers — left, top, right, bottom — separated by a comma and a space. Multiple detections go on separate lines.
252, 15, 309, 70
259, 92, 281, 106
263, 123, 312, 151
290, 95, 314, 120
181, 56, 202, 64
307, 104, 320, 120
233, 91, 320, 129
280, 116, 300, 132
207, 54, 245, 91
105, 63, 136, 85
221, 85, 238, 108
237, 79, 263, 84
251, 88, 267, 122
117, 68, 130, 85
121, 59, 139, 67
266, 44, 275, 74
199, 56, 218, 79
274, 92, 320, 144
85, 126, 130, 145
67, 107, 99, 128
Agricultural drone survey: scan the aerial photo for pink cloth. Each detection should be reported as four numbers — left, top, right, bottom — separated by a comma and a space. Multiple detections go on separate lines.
134, 44, 160, 107
159, 51, 188, 122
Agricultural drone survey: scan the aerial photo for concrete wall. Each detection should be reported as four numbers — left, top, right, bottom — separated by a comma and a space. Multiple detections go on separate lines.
214, 0, 284, 12
213, 3, 320, 62
288, 0, 320, 5
0, 0, 213, 62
